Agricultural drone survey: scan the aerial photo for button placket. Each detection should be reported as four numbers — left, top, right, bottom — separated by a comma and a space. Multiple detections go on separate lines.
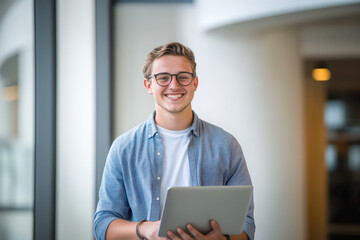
152, 135, 162, 218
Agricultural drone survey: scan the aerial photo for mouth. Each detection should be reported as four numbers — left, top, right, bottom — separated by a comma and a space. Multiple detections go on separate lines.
165, 94, 184, 100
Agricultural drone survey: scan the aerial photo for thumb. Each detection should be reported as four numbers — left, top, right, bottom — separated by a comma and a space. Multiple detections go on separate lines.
210, 220, 222, 232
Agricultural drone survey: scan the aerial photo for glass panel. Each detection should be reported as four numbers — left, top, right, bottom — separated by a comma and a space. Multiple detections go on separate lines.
326, 144, 337, 171
325, 100, 346, 130
348, 145, 360, 171
0, 0, 34, 239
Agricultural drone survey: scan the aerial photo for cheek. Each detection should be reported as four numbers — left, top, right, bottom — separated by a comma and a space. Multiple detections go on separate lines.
153, 89, 163, 98
187, 87, 196, 95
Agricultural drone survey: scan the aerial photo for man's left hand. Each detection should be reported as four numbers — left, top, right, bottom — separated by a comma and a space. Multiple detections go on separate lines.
167, 220, 225, 240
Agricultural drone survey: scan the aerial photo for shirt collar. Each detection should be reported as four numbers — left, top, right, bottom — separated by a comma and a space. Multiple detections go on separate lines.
146, 111, 158, 139
190, 111, 200, 137
146, 110, 200, 139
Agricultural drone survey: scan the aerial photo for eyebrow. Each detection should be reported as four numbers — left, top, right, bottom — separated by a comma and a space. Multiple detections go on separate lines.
153, 71, 192, 75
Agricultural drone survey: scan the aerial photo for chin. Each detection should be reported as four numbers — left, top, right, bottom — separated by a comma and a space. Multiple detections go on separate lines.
167, 105, 191, 114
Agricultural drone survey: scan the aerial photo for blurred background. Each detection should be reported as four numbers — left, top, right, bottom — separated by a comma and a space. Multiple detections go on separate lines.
0, 0, 360, 239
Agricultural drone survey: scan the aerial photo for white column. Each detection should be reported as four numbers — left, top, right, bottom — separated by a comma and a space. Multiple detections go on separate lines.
56, 0, 95, 239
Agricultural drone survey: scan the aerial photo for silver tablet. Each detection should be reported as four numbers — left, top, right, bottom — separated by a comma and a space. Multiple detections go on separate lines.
158, 185, 253, 237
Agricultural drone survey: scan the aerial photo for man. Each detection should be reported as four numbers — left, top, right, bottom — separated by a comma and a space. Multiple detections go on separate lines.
94, 42, 255, 240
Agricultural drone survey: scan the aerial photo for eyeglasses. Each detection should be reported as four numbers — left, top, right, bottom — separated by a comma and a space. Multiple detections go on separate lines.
148, 72, 195, 87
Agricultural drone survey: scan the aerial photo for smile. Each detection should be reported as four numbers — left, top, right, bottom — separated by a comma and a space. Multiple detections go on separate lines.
166, 94, 183, 99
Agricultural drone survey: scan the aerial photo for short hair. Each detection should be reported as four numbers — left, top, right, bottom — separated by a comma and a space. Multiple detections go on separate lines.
143, 42, 197, 79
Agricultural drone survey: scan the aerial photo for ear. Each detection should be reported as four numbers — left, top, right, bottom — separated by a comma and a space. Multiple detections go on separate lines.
193, 76, 199, 91
144, 79, 153, 94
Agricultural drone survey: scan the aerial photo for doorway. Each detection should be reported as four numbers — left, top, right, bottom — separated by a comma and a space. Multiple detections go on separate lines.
305, 59, 360, 240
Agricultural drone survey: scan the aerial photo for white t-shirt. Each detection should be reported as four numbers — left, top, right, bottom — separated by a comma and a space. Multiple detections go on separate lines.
156, 125, 192, 215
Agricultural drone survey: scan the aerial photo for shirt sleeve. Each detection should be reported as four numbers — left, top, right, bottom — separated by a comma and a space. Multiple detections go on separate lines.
226, 137, 256, 240
94, 138, 130, 240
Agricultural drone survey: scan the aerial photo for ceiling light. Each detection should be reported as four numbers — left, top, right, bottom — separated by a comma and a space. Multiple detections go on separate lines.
312, 62, 331, 81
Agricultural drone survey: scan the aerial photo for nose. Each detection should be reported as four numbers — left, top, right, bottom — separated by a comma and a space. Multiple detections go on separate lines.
168, 75, 181, 88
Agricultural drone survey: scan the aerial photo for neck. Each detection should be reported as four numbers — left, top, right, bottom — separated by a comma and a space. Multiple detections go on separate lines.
155, 107, 193, 131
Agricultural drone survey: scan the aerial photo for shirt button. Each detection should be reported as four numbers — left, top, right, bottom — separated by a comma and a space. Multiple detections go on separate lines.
194, 131, 198, 135
148, 135, 151, 138
157, 152, 160, 156
156, 197, 160, 201
157, 177, 161, 180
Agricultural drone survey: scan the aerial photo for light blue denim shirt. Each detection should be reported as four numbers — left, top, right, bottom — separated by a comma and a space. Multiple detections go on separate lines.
94, 111, 255, 240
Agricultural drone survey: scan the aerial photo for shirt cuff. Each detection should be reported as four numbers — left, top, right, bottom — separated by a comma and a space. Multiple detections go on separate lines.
94, 216, 119, 240
243, 221, 255, 240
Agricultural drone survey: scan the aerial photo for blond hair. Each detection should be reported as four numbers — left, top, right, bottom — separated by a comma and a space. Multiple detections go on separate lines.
143, 42, 196, 79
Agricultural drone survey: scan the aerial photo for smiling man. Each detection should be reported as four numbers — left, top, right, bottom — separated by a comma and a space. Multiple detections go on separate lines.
94, 42, 255, 240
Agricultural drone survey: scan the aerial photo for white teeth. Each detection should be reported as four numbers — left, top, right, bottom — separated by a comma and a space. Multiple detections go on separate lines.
167, 94, 182, 99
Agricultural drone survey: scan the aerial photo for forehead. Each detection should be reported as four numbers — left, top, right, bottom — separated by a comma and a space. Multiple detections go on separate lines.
151, 55, 192, 74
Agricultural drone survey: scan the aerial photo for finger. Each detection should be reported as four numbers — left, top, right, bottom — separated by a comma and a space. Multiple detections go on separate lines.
177, 227, 193, 240
167, 230, 181, 240
187, 224, 205, 239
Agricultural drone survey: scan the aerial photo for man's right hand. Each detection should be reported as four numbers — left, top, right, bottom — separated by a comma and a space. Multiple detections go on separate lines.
139, 220, 169, 240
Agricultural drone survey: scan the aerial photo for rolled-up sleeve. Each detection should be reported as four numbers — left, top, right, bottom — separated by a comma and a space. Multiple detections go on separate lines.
227, 137, 255, 240
94, 138, 130, 240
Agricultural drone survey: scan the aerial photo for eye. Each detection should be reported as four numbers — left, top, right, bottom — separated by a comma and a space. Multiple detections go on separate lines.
156, 74, 170, 82
178, 73, 191, 81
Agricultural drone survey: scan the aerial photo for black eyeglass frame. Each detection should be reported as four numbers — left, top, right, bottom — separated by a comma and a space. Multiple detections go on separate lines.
147, 72, 196, 87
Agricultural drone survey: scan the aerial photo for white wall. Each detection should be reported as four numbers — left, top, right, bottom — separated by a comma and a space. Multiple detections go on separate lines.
56, 0, 95, 239
300, 23, 360, 57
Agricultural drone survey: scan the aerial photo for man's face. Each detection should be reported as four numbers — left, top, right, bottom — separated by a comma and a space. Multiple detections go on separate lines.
144, 55, 198, 116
